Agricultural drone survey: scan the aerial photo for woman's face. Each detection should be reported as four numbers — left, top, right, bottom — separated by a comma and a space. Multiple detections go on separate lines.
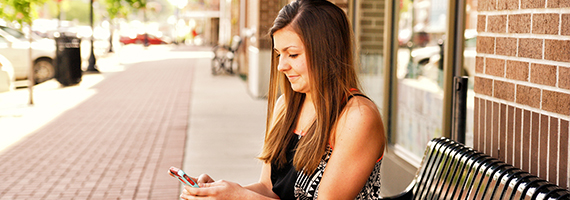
273, 27, 310, 94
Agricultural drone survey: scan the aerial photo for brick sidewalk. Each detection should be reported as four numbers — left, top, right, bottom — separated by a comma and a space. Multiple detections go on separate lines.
0, 46, 197, 199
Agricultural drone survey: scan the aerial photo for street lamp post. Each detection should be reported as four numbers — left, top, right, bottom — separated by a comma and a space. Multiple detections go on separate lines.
86, 0, 99, 73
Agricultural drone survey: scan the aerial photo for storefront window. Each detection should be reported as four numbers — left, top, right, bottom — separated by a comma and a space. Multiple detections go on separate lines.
355, 1, 386, 109
463, 0, 479, 148
394, 0, 448, 162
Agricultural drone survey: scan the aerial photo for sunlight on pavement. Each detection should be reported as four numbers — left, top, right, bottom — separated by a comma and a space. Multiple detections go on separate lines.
0, 58, 116, 153
0, 44, 211, 153
117, 45, 214, 65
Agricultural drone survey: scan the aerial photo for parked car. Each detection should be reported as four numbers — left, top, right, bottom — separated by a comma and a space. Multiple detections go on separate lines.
0, 25, 56, 84
0, 53, 15, 92
119, 33, 169, 45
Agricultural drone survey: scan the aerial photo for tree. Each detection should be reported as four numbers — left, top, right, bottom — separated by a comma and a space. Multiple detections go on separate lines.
100, 0, 145, 49
0, 0, 48, 105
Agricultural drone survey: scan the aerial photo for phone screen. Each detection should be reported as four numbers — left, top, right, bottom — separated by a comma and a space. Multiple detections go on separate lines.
169, 166, 200, 188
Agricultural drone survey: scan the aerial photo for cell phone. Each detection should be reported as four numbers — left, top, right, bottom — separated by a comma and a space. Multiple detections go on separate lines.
169, 166, 200, 188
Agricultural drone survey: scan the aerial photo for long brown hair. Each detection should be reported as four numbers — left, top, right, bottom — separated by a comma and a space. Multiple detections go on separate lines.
259, 0, 360, 174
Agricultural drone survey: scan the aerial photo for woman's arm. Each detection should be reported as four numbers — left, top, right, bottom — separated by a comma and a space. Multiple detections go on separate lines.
243, 162, 279, 198
317, 96, 386, 199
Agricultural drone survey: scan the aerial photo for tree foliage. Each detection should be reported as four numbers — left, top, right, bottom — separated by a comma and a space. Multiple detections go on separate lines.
0, 0, 147, 26
0, 0, 47, 25
103, 0, 146, 20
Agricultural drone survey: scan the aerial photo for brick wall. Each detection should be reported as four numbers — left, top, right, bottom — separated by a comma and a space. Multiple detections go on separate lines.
359, 0, 384, 55
474, 0, 570, 188
258, 0, 286, 49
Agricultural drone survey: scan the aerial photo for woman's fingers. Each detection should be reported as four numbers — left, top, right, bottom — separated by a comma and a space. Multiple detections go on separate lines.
183, 184, 216, 197
198, 174, 215, 183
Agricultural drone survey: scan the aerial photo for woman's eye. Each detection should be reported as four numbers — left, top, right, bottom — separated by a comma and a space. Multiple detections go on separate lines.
290, 54, 298, 58
276, 54, 281, 58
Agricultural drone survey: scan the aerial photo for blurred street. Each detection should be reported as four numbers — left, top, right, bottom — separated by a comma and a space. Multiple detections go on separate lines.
0, 44, 266, 199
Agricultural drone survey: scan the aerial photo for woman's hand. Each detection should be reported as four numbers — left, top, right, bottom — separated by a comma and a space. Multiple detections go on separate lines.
180, 180, 246, 200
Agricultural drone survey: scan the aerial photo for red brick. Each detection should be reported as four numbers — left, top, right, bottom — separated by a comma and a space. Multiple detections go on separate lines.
509, 14, 531, 33
492, 102, 500, 158
472, 97, 478, 150
523, 110, 532, 172
545, 39, 570, 62
494, 80, 515, 102
496, 37, 517, 56
562, 14, 570, 36
477, 15, 487, 32
485, 58, 505, 77
488, 15, 507, 33
498, 0, 520, 9
530, 63, 557, 86
515, 108, 523, 168
506, 60, 529, 81
542, 90, 570, 115
486, 100, 493, 154
506, 106, 515, 165
560, 66, 570, 90
477, 36, 495, 54
519, 38, 543, 59
560, 120, 568, 188
516, 85, 541, 108
548, 117, 558, 184
499, 103, 507, 162
475, 76, 493, 96
521, 0, 546, 8
476, 56, 485, 74
547, 0, 570, 8
532, 13, 560, 35
474, 97, 481, 151
539, 114, 549, 179
479, 0, 497, 11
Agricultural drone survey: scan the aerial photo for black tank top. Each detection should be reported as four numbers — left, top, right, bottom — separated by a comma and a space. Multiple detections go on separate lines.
270, 136, 299, 200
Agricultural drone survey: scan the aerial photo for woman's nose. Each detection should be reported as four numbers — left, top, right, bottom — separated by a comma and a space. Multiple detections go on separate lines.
277, 57, 290, 72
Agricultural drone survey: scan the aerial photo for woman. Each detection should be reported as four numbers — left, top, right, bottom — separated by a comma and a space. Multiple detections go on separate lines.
181, 0, 385, 199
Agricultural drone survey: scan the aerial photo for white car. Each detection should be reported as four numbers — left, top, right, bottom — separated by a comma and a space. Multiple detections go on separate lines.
0, 54, 15, 92
0, 25, 56, 84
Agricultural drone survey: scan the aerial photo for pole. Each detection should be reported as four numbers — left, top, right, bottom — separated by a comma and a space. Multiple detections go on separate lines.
452, 76, 468, 144
86, 0, 99, 73
28, 28, 34, 105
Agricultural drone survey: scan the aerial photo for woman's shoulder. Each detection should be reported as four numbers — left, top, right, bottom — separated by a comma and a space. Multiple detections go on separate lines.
344, 94, 380, 119
330, 93, 385, 153
334, 94, 383, 141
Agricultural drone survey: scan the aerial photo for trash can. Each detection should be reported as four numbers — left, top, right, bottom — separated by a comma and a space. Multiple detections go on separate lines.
55, 35, 82, 86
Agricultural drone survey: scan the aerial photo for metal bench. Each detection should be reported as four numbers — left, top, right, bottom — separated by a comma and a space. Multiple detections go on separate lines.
211, 35, 242, 75
380, 137, 570, 200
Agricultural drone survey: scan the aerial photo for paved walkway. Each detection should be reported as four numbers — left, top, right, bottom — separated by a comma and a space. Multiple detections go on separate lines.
0, 44, 267, 199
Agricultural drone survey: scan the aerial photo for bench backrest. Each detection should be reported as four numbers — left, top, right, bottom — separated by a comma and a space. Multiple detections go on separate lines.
399, 137, 569, 200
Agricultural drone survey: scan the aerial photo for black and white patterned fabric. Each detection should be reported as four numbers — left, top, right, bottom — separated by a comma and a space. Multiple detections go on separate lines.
293, 146, 383, 199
